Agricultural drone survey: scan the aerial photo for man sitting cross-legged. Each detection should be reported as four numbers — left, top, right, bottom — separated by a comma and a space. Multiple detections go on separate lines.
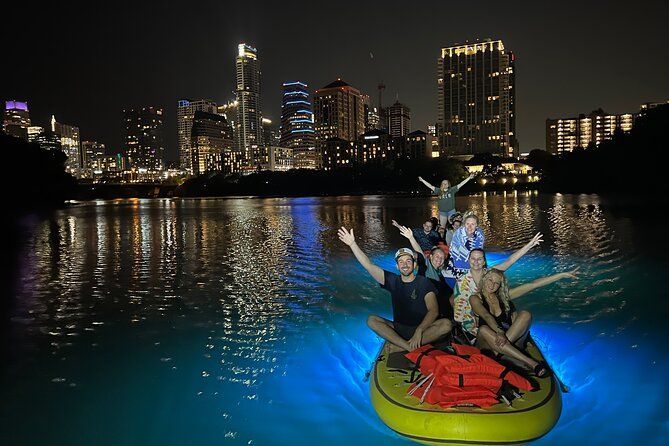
338, 227, 453, 352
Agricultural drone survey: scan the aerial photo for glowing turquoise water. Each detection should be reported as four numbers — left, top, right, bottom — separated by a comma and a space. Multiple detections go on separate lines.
2, 193, 668, 445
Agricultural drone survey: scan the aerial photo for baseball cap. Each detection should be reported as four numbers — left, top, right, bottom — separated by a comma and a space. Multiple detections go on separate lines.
394, 248, 416, 261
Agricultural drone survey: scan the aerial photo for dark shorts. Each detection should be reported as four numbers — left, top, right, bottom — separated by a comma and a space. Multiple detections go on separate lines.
393, 321, 418, 340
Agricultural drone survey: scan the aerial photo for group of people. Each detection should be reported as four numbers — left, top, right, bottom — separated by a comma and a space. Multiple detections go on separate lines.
338, 175, 579, 377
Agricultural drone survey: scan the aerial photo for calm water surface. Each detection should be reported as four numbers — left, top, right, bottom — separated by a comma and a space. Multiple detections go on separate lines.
2, 193, 668, 445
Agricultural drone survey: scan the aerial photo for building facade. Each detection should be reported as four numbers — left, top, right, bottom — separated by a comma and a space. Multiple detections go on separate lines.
3, 100, 31, 140
81, 140, 106, 178
269, 146, 294, 171
387, 101, 411, 137
321, 137, 355, 171
51, 115, 81, 176
314, 79, 365, 167
546, 108, 634, 154
177, 99, 218, 174
279, 81, 316, 169
123, 107, 164, 173
437, 40, 518, 157
235, 43, 263, 169
190, 111, 234, 175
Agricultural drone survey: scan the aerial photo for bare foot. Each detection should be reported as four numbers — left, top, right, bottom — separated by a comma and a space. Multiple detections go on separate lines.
385, 343, 408, 354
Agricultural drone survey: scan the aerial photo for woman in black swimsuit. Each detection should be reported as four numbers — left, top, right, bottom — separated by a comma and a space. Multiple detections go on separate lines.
469, 268, 579, 377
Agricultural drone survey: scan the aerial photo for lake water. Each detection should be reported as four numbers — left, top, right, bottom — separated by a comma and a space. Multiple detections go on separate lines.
2, 193, 668, 445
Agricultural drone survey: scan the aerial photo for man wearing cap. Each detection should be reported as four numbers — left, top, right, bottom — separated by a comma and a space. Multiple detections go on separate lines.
338, 227, 453, 352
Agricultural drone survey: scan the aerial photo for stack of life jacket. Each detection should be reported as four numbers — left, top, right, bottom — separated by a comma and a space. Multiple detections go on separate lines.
405, 343, 533, 408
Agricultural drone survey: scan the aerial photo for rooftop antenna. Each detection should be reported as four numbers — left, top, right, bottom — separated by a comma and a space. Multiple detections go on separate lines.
370, 51, 386, 110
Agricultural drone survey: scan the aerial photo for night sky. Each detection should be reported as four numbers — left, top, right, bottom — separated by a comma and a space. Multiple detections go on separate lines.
3, 1, 667, 161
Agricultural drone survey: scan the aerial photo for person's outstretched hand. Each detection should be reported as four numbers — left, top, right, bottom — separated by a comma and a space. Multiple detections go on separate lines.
338, 227, 356, 246
528, 232, 543, 248
418, 176, 424, 182
562, 267, 580, 280
398, 225, 413, 240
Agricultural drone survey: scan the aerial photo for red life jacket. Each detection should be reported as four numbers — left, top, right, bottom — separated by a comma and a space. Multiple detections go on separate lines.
404, 343, 533, 407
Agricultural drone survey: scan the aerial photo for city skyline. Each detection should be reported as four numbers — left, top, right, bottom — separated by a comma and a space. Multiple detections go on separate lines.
3, 1, 668, 160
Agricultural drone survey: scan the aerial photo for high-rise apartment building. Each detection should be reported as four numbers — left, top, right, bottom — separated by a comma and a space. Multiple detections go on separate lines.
191, 111, 234, 175
364, 104, 381, 132
235, 43, 263, 169
387, 101, 411, 137
314, 79, 365, 167
51, 115, 81, 176
280, 81, 316, 169
437, 40, 518, 157
81, 140, 106, 178
177, 99, 217, 174
123, 107, 164, 172
546, 108, 634, 154
3, 100, 31, 140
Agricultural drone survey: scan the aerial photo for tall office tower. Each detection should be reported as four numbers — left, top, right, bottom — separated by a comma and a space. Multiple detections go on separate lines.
34, 129, 62, 152
364, 104, 381, 132
437, 40, 518, 157
314, 79, 365, 167
3, 100, 31, 140
546, 108, 634, 154
27, 126, 44, 142
123, 107, 165, 172
235, 43, 263, 169
177, 99, 217, 174
387, 100, 411, 137
80, 140, 106, 178
51, 115, 81, 176
190, 111, 234, 175
279, 81, 316, 169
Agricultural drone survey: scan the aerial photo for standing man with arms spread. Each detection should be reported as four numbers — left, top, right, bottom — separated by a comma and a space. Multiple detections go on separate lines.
419, 173, 476, 228
338, 227, 452, 352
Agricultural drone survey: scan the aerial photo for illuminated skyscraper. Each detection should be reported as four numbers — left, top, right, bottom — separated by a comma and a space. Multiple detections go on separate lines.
177, 99, 218, 174
437, 39, 518, 157
314, 79, 365, 167
387, 100, 411, 137
123, 107, 164, 172
191, 111, 233, 175
280, 81, 316, 169
51, 115, 81, 176
3, 100, 31, 140
235, 43, 263, 169
81, 140, 106, 178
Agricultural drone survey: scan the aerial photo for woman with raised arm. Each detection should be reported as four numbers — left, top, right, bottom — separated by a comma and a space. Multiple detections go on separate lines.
468, 267, 580, 377
452, 233, 543, 336
418, 174, 475, 228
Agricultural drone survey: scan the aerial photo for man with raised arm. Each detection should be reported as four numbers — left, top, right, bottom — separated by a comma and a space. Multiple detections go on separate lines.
418, 173, 476, 228
337, 227, 452, 352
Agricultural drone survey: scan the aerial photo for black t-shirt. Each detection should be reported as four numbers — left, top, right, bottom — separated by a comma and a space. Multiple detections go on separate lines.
381, 270, 438, 327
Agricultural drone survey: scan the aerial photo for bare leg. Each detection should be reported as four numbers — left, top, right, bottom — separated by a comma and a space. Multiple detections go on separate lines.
420, 319, 453, 344
506, 310, 532, 344
475, 325, 538, 370
367, 315, 409, 351
439, 213, 448, 229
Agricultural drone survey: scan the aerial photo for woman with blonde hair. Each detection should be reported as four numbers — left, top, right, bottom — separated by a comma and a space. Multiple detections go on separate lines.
468, 267, 579, 377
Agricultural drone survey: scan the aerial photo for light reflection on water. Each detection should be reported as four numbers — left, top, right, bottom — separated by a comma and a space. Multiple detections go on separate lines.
2, 193, 668, 445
